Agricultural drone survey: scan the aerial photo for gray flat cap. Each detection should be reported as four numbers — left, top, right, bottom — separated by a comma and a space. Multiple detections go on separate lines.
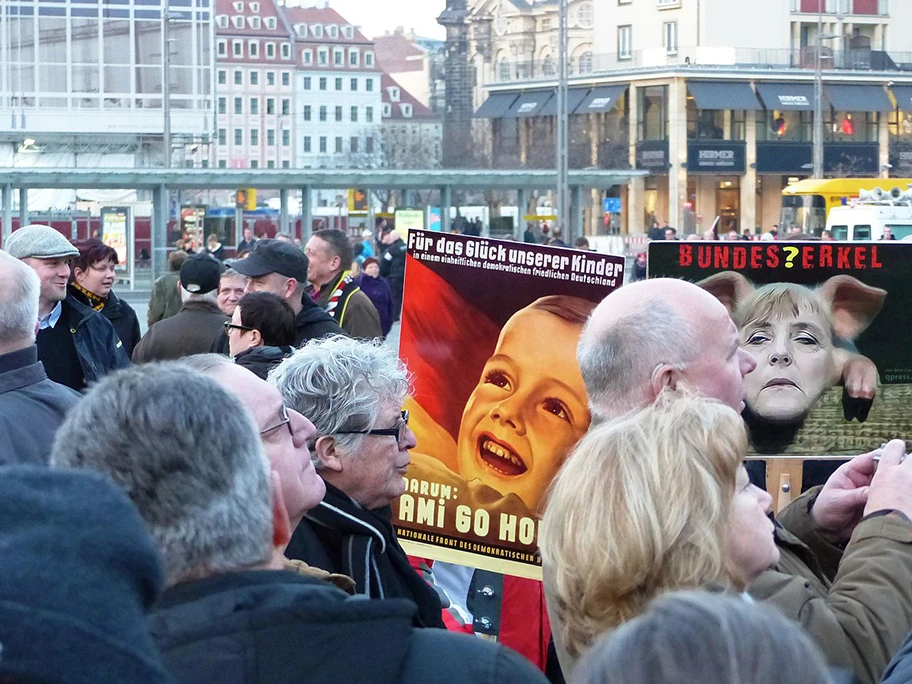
5, 224, 80, 260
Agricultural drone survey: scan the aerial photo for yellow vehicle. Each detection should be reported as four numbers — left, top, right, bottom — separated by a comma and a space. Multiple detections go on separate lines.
781, 178, 912, 234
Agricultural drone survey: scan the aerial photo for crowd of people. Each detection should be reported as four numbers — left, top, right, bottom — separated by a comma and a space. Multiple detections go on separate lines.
4, 222, 912, 684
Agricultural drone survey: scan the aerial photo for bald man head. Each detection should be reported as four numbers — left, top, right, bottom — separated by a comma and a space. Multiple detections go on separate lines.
0, 250, 41, 354
578, 278, 756, 421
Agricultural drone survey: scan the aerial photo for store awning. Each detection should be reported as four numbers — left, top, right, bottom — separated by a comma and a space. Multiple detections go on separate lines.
576, 85, 628, 114
504, 91, 554, 118
755, 82, 816, 111
824, 84, 893, 112
891, 86, 912, 112
539, 87, 590, 116
687, 81, 762, 111
475, 93, 519, 118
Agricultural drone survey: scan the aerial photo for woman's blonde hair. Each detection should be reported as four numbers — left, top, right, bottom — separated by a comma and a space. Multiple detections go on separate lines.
539, 391, 747, 657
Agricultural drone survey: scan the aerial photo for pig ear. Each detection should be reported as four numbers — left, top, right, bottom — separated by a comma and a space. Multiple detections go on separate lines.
696, 271, 754, 315
817, 275, 887, 340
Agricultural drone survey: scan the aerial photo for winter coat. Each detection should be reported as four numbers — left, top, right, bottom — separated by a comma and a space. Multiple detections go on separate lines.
380, 239, 407, 287
233, 345, 295, 380
0, 345, 81, 466
315, 273, 383, 340
132, 300, 228, 363
750, 487, 912, 684
148, 273, 183, 327
355, 274, 395, 338
294, 294, 346, 345
68, 286, 142, 358
148, 569, 547, 684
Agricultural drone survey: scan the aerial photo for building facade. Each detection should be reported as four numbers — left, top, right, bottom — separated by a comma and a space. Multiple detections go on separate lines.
213, 0, 295, 169
380, 73, 442, 170
473, 0, 912, 234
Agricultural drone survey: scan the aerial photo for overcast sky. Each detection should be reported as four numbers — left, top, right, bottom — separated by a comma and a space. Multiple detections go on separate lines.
327, 0, 447, 40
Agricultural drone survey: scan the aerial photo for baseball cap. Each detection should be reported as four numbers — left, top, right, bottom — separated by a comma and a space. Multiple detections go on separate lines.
231, 238, 309, 283
179, 254, 224, 294
5, 224, 80, 260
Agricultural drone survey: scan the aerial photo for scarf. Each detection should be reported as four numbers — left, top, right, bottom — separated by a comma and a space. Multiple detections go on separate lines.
305, 484, 444, 628
324, 271, 356, 318
71, 282, 106, 311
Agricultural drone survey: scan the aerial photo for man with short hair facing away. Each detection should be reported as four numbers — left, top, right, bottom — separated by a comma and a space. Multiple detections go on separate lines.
229, 238, 343, 347
271, 335, 445, 628
148, 249, 188, 327
306, 229, 383, 339
51, 363, 546, 684
132, 254, 228, 363
6, 224, 129, 391
0, 250, 80, 465
564, 277, 912, 684
380, 229, 407, 322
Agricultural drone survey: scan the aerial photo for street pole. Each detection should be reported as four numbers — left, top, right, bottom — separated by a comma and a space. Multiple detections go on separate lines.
163, 3, 172, 170
813, 2, 824, 179
556, 0, 569, 240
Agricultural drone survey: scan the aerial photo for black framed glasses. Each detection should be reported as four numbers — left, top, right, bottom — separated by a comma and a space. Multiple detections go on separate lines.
224, 321, 255, 334
336, 410, 410, 447
260, 405, 293, 437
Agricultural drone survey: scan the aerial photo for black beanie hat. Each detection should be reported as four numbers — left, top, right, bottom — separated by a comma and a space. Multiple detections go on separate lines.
0, 466, 173, 684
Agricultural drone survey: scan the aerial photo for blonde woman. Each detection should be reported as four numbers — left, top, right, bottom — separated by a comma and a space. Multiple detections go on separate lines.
540, 392, 778, 675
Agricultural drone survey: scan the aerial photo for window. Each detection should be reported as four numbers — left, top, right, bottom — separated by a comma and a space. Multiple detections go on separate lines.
267, 129, 275, 145
657, 0, 681, 5
218, 70, 227, 85
335, 106, 343, 122
251, 160, 258, 168
390, 87, 400, 101
234, 97, 243, 114
664, 21, 678, 55
249, 41, 259, 58
266, 43, 275, 59
282, 99, 290, 115
302, 50, 313, 65
266, 17, 276, 29
402, 104, 412, 118
282, 161, 290, 169
541, 17, 552, 31
281, 72, 290, 86
232, 16, 244, 29
303, 76, 311, 91
498, 58, 510, 80
366, 106, 374, 123
365, 52, 374, 66
249, 17, 260, 29
250, 71, 259, 85
266, 71, 275, 86
319, 106, 327, 121
577, 2, 594, 28
304, 136, 312, 152
578, 51, 593, 73
281, 43, 291, 59
234, 70, 243, 85
618, 25, 633, 59
250, 129, 259, 146
250, 98, 258, 115
382, 102, 392, 117
218, 97, 227, 114
318, 48, 329, 65
351, 106, 358, 122
343, 26, 353, 39
366, 136, 374, 154
349, 49, 360, 66
319, 77, 327, 91
219, 159, 228, 168
234, 128, 243, 145
639, 85, 668, 140
296, 23, 307, 37
267, 98, 275, 114
319, 136, 327, 153
233, 41, 243, 57
328, 25, 338, 38
351, 136, 359, 153
366, 78, 374, 92
217, 40, 227, 57
249, 2, 260, 12
217, 15, 229, 28
334, 49, 344, 66
218, 128, 227, 145
351, 77, 358, 91
233, 2, 243, 11
313, 25, 323, 38
303, 105, 311, 121
282, 129, 290, 146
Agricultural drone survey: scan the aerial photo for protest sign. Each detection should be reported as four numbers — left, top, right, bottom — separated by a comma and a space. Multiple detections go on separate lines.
394, 230, 623, 578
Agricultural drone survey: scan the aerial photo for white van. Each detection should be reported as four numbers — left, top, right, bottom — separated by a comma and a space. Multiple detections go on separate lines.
825, 186, 912, 240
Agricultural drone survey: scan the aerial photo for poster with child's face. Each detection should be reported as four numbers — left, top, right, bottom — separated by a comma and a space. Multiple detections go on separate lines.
394, 230, 624, 578
648, 241, 912, 457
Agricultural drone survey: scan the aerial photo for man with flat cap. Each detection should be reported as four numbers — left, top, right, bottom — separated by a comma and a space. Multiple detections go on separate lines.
132, 254, 229, 363
5, 224, 129, 391
229, 238, 344, 347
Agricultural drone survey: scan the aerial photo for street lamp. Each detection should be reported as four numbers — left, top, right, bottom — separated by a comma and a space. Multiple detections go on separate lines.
812, 1, 840, 178
556, 0, 569, 238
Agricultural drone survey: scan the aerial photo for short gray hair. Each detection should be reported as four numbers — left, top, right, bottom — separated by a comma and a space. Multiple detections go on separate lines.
220, 267, 246, 284
0, 250, 40, 346
269, 335, 411, 457
49, 362, 273, 586
578, 300, 698, 422
574, 591, 831, 684
180, 285, 219, 304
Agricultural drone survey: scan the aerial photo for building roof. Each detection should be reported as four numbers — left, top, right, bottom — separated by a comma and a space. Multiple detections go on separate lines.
283, 5, 371, 45
380, 73, 439, 121
373, 30, 427, 74
215, 0, 292, 38
282, 5, 382, 72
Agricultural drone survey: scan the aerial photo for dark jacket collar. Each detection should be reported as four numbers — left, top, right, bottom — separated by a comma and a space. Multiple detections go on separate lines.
177, 299, 224, 315
0, 345, 39, 375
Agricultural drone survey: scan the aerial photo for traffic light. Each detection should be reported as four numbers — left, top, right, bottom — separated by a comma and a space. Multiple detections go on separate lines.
235, 189, 256, 211
348, 188, 368, 213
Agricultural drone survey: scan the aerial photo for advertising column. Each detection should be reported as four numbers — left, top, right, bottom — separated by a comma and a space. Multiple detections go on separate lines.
100, 206, 133, 289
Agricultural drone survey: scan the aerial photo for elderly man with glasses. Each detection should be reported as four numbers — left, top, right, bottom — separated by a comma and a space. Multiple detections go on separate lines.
269, 335, 445, 628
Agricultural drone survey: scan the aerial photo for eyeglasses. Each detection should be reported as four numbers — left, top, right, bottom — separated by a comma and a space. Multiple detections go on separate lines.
260, 405, 293, 437
224, 321, 255, 335
336, 410, 410, 448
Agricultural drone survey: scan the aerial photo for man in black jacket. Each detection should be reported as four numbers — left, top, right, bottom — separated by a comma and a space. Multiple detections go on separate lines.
6, 224, 129, 391
0, 251, 80, 465
380, 228, 407, 321
50, 363, 546, 684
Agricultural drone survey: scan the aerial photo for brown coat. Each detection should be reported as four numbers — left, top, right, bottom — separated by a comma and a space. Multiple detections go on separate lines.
751, 487, 912, 684
132, 300, 228, 364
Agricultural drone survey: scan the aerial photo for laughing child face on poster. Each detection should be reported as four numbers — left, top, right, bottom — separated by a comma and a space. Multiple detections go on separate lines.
456, 296, 594, 512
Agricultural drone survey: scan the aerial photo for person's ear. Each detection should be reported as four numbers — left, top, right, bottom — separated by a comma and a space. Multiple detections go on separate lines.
249, 328, 263, 347
650, 363, 682, 401
270, 470, 292, 550
73, 267, 85, 284
314, 435, 343, 473
284, 278, 298, 300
